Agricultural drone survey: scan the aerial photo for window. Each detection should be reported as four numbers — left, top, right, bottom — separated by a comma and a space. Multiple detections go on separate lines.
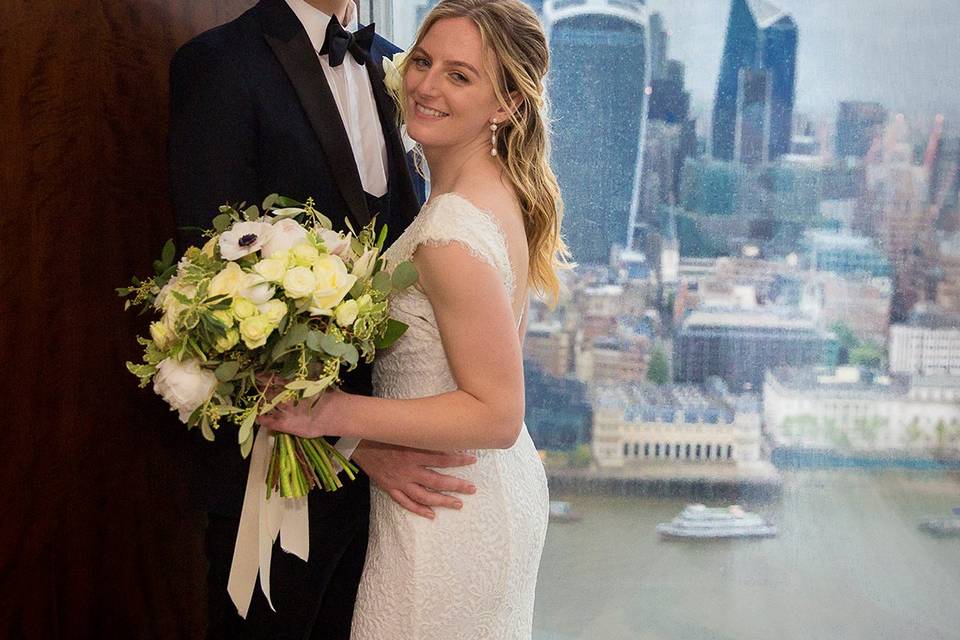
383, 1, 960, 638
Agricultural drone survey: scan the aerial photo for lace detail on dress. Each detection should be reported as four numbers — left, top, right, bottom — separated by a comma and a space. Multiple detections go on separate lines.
350, 192, 549, 640
383, 192, 516, 298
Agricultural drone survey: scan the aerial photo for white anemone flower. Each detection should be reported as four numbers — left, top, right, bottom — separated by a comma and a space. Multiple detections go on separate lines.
219, 221, 275, 260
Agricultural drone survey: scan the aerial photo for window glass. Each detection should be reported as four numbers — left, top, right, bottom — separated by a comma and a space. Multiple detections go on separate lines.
384, 1, 960, 637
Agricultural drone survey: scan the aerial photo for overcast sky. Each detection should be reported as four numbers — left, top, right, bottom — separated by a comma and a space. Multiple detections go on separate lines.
647, 0, 960, 131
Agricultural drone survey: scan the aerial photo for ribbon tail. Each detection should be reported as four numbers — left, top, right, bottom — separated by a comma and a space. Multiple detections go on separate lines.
279, 496, 309, 560
227, 427, 273, 619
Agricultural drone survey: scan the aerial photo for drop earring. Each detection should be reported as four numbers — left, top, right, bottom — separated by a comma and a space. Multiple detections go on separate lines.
490, 121, 499, 156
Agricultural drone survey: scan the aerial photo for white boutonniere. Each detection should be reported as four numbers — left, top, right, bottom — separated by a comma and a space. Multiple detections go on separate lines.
382, 50, 407, 100
382, 51, 416, 153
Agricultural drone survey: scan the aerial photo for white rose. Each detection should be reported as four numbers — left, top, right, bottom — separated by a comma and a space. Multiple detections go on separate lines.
214, 328, 240, 353
232, 297, 258, 320
239, 314, 273, 349
153, 358, 218, 423
240, 272, 276, 305
208, 262, 246, 298
219, 221, 275, 261
309, 255, 357, 315
258, 299, 288, 325
317, 228, 352, 257
261, 218, 309, 258
150, 320, 176, 350
334, 300, 359, 327
253, 256, 287, 283
291, 242, 320, 267
282, 266, 317, 299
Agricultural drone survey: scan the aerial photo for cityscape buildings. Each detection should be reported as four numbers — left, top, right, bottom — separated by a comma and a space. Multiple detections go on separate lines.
711, 0, 797, 164
673, 308, 838, 391
544, 0, 651, 264
764, 367, 960, 454
591, 382, 763, 467
889, 304, 960, 376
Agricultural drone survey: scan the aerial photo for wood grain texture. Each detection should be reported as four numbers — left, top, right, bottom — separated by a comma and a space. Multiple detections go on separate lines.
0, 1, 256, 637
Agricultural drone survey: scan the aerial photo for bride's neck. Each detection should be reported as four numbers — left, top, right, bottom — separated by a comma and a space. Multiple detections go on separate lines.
423, 140, 499, 196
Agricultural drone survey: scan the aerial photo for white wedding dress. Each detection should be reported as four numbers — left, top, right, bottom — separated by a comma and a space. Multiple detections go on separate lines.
350, 193, 550, 640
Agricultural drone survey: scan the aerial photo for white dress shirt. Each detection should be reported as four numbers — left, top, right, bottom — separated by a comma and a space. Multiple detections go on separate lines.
285, 0, 389, 197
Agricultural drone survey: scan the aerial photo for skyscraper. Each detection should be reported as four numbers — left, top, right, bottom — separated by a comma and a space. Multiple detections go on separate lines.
835, 101, 887, 159
544, 0, 651, 264
712, 0, 797, 164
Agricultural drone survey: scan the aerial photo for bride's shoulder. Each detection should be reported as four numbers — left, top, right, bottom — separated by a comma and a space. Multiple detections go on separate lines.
427, 188, 523, 243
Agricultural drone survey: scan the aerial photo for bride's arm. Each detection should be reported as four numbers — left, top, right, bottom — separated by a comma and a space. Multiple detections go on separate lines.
259, 241, 524, 450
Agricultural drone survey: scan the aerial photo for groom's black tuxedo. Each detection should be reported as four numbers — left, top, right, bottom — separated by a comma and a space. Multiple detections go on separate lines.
168, 1, 422, 637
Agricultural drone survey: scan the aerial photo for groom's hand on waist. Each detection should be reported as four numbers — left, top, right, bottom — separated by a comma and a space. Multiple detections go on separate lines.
352, 441, 477, 520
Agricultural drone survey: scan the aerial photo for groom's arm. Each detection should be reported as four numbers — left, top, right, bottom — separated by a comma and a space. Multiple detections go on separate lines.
168, 37, 260, 249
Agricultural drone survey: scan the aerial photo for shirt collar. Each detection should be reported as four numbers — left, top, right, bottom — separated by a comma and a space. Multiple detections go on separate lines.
285, 0, 359, 53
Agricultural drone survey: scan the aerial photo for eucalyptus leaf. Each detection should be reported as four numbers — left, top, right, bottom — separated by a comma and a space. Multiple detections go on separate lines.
262, 193, 279, 211
243, 205, 260, 221
275, 195, 305, 208
286, 323, 309, 346
238, 411, 257, 444
216, 381, 235, 396
200, 418, 215, 442
240, 432, 254, 459
341, 344, 359, 367
372, 271, 392, 295
375, 319, 409, 349
348, 280, 365, 299
301, 381, 330, 398
306, 330, 324, 352
212, 213, 233, 232
391, 261, 419, 289
284, 379, 316, 390
215, 361, 241, 381
319, 334, 347, 357
160, 239, 176, 269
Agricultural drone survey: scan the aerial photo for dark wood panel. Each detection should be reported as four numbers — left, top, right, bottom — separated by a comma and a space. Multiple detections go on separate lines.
1, 1, 256, 637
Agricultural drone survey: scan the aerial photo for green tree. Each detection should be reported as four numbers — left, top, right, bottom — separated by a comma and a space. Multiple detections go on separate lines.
830, 321, 857, 365
647, 346, 670, 385
568, 443, 593, 469
849, 341, 884, 369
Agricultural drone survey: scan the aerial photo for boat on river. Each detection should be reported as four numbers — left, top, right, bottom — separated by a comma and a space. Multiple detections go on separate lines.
549, 501, 582, 523
657, 504, 777, 539
918, 507, 960, 537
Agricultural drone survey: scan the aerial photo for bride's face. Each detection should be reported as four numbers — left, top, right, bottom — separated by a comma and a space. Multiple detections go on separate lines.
403, 17, 505, 152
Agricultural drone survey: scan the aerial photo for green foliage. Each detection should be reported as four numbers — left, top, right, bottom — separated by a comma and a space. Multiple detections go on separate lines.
568, 444, 593, 469
646, 345, 670, 386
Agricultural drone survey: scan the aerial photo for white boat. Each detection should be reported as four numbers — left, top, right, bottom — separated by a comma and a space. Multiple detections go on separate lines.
657, 504, 777, 539
549, 501, 582, 523
918, 508, 960, 537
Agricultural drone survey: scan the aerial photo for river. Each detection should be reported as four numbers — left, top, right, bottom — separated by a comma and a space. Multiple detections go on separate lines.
533, 470, 960, 640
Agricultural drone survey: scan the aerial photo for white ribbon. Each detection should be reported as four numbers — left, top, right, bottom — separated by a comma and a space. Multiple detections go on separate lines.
227, 428, 360, 618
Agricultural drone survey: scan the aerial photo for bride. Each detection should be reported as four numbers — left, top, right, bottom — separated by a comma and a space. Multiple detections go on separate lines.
259, 0, 570, 637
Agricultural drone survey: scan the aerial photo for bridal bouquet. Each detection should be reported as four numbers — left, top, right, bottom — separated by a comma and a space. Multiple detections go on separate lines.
119, 195, 417, 499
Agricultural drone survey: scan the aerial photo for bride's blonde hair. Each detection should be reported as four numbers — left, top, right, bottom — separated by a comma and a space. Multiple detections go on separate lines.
399, 0, 572, 306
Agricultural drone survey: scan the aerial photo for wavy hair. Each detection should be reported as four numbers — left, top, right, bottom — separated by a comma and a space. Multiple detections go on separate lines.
398, 0, 573, 306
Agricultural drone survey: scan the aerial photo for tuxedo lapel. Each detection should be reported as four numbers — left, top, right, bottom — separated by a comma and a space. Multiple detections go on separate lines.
258, 0, 370, 228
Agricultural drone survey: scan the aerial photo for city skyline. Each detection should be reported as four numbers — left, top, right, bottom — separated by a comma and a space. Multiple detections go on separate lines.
647, 0, 960, 127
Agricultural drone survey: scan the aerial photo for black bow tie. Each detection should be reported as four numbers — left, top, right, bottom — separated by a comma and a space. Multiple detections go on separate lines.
319, 17, 375, 67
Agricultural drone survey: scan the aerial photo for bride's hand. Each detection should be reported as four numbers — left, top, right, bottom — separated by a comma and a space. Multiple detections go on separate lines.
257, 390, 345, 439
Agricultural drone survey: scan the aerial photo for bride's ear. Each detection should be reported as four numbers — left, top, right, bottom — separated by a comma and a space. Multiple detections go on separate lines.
494, 91, 523, 122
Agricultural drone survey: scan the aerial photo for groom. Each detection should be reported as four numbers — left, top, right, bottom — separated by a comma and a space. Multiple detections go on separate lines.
168, 1, 476, 638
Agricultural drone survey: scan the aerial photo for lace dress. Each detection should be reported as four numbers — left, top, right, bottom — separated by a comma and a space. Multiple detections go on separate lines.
349, 193, 550, 640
